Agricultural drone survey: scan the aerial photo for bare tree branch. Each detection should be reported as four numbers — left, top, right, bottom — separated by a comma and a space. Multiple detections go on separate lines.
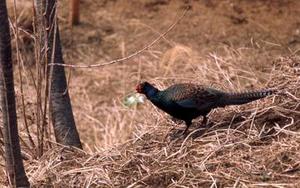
48, 8, 189, 68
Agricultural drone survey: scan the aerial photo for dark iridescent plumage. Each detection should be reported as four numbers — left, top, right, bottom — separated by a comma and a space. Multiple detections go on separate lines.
136, 82, 275, 134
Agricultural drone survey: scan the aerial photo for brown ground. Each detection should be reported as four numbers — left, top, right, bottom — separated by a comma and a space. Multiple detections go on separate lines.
62, 0, 300, 147
1, 0, 300, 187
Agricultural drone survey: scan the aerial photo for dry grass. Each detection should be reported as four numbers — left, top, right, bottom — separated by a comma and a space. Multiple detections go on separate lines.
1, 0, 300, 187
26, 51, 300, 187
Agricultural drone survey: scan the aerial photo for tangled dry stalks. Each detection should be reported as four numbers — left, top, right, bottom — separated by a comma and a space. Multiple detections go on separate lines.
1, 1, 300, 187
25, 55, 300, 187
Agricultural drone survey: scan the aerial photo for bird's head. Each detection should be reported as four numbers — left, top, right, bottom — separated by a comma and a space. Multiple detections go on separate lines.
136, 82, 150, 94
136, 82, 158, 97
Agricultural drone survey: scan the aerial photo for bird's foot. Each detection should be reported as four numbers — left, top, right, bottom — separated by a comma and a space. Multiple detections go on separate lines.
191, 121, 213, 139
191, 128, 208, 139
168, 128, 187, 140
170, 117, 183, 124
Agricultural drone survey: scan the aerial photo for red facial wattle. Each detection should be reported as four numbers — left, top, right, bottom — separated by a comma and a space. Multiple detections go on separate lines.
136, 84, 142, 93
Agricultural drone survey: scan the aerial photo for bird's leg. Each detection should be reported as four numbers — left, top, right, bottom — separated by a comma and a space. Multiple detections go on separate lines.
183, 121, 192, 135
192, 116, 209, 139
168, 117, 183, 134
201, 116, 208, 126
170, 117, 182, 124
168, 120, 191, 140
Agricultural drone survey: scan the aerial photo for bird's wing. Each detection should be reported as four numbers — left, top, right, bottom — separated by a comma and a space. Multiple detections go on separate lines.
166, 84, 223, 110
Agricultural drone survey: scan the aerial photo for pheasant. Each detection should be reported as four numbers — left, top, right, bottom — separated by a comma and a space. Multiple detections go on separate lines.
136, 81, 275, 134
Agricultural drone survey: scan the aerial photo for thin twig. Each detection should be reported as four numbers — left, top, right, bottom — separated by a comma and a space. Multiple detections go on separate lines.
48, 8, 189, 68
12, 0, 36, 151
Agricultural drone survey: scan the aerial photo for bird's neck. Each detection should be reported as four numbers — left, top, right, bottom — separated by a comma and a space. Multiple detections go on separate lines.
144, 85, 159, 99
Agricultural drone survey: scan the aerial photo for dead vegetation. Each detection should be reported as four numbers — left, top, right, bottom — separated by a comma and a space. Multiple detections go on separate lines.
24, 51, 300, 187
1, 0, 300, 187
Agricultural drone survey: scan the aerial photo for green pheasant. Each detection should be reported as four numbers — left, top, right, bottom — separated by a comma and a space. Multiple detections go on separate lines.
136, 82, 275, 134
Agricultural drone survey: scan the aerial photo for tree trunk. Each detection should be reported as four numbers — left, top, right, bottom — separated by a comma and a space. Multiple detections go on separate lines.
0, 0, 30, 187
70, 0, 80, 25
34, 0, 82, 149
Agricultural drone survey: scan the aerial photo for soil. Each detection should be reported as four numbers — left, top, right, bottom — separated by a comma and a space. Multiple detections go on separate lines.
6, 0, 300, 148
2, 0, 300, 186
61, 0, 300, 59
56, 0, 300, 145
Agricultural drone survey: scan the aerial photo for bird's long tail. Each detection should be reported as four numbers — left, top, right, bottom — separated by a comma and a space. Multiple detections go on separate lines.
221, 89, 276, 106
